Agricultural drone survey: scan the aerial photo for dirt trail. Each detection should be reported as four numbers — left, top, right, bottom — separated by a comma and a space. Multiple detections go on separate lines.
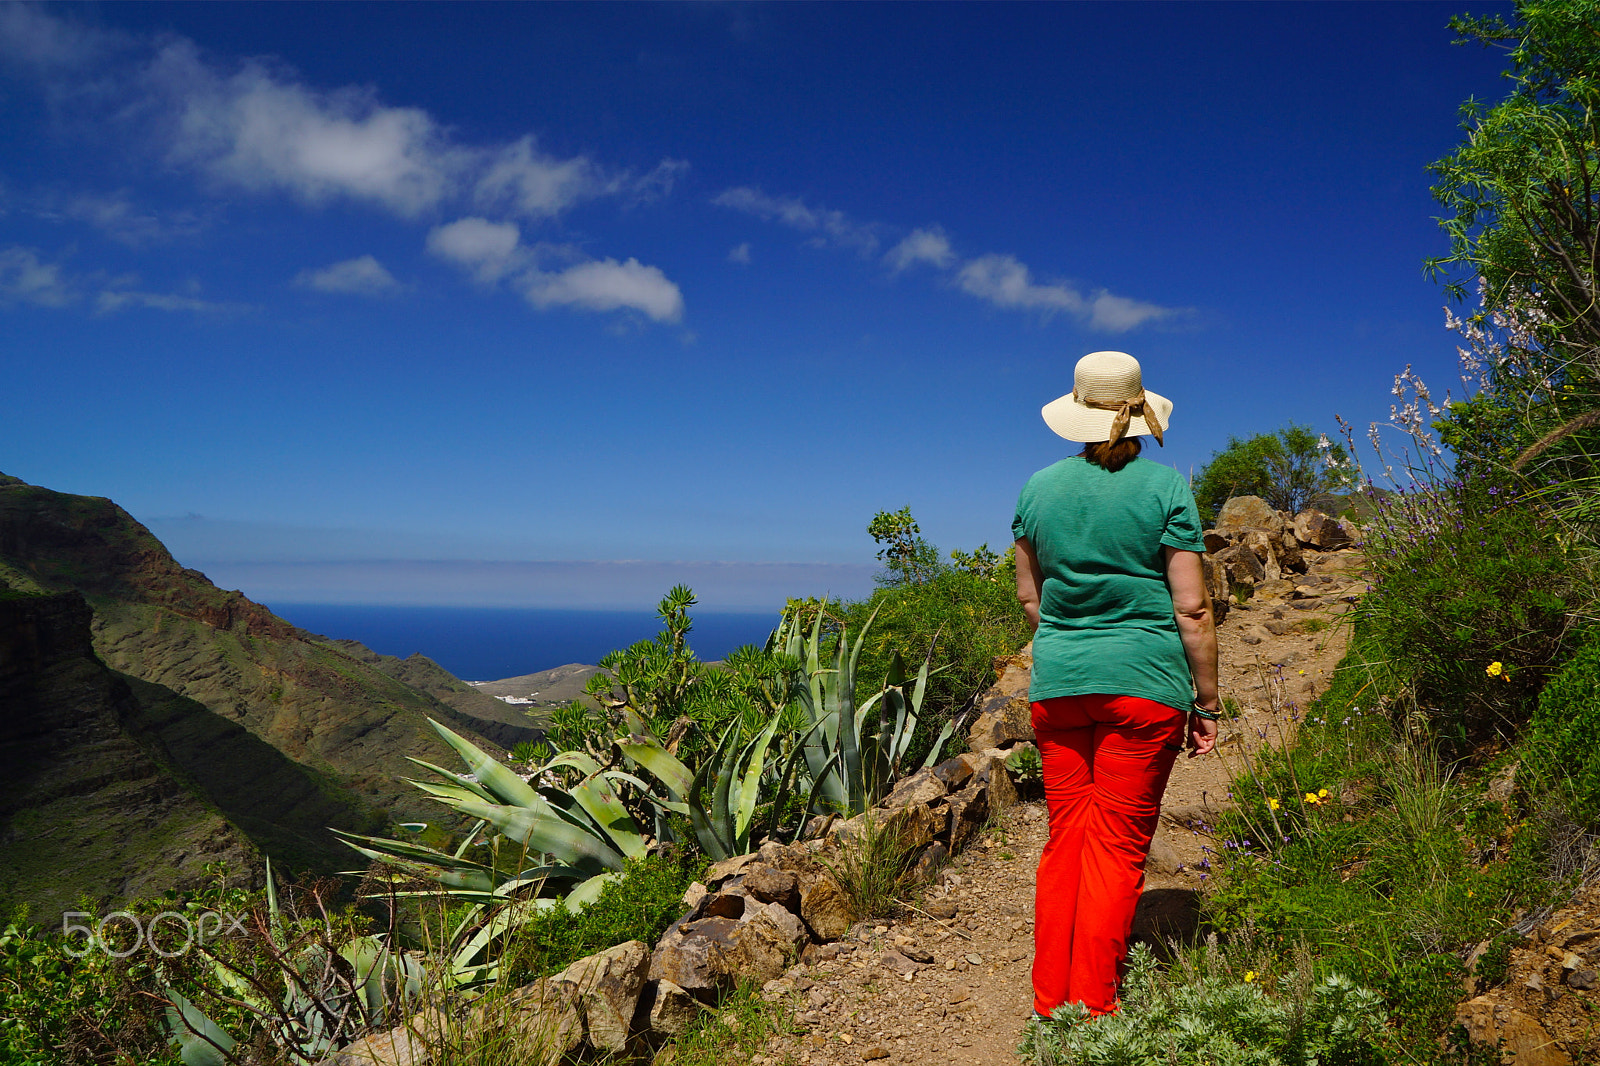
755, 549, 1369, 1066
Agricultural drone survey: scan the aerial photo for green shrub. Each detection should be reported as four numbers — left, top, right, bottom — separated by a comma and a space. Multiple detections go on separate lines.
840, 567, 1029, 766
1526, 628, 1600, 827
1359, 477, 1573, 745
501, 852, 703, 983
1021, 943, 1387, 1066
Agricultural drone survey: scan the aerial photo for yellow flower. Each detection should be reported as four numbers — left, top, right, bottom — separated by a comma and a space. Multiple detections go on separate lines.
1244, 971, 1257, 983
1268, 798, 1280, 810
1487, 661, 1504, 677
1318, 789, 1329, 798
1467, 889, 1474, 898
1305, 792, 1321, 805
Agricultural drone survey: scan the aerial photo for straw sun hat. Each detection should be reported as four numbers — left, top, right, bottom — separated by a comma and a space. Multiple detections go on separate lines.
1040, 350, 1172, 446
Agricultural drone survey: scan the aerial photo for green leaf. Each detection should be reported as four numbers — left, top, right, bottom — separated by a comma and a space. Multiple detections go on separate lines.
428, 718, 541, 808
162, 987, 236, 1066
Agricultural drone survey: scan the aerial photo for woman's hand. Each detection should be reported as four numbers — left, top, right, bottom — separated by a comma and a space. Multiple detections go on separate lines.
1188, 709, 1218, 757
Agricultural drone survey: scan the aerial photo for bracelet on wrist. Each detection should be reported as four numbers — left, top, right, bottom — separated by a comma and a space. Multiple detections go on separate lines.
1190, 700, 1220, 720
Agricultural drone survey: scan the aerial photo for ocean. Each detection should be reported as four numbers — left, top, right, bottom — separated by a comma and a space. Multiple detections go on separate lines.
265, 603, 781, 682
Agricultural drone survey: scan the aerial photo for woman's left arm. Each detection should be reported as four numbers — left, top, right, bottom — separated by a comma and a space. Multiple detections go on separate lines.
1164, 546, 1219, 756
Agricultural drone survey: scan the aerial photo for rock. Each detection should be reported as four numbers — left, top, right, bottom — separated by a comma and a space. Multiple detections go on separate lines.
647, 978, 701, 1036
800, 871, 854, 942
912, 841, 949, 880
882, 802, 940, 851
964, 953, 984, 965
490, 979, 585, 1066
1144, 835, 1183, 876
931, 756, 976, 791
1253, 578, 1296, 602
742, 864, 802, 913
879, 948, 930, 974
1568, 968, 1597, 990
900, 945, 934, 963
649, 916, 744, 998
705, 853, 760, 885
968, 694, 1034, 750
1336, 517, 1364, 546
959, 752, 1018, 812
551, 940, 650, 1052
1216, 496, 1279, 532
862, 1047, 890, 1061
1263, 619, 1295, 636
1276, 532, 1306, 573
755, 900, 809, 952
945, 780, 991, 852
1244, 531, 1282, 582
682, 882, 707, 911
319, 1018, 434, 1066
881, 768, 949, 810
1239, 629, 1264, 646
1456, 1002, 1575, 1066
1202, 529, 1232, 553
924, 898, 959, 919
1292, 510, 1352, 550
1130, 888, 1200, 946
699, 892, 747, 920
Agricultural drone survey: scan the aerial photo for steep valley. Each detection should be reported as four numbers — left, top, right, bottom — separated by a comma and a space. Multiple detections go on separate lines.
0, 472, 543, 912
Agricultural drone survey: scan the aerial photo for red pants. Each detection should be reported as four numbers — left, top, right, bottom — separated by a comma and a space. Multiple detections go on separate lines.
1031, 694, 1183, 1016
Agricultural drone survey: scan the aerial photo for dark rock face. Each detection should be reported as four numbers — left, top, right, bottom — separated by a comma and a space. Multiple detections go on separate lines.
0, 474, 514, 825
0, 591, 259, 912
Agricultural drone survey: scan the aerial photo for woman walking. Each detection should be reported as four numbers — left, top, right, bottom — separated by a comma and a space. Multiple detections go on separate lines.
1012, 350, 1219, 1019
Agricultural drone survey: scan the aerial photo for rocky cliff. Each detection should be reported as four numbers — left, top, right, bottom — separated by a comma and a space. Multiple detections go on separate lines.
0, 589, 258, 915
0, 473, 535, 855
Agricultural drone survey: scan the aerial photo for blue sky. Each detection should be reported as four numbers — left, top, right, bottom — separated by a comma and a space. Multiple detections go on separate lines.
1, 1, 1510, 609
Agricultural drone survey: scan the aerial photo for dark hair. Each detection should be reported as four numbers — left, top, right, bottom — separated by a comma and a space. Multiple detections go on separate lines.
1080, 438, 1142, 472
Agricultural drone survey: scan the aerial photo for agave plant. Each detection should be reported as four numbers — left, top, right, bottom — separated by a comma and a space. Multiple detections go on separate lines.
773, 601, 952, 819
618, 710, 822, 860
163, 860, 425, 1066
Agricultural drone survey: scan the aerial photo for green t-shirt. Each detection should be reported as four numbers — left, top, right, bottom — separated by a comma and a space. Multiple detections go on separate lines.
1011, 456, 1207, 712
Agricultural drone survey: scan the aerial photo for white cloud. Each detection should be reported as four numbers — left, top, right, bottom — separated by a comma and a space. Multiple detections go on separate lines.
428, 218, 683, 322
0, 246, 76, 307
94, 287, 251, 314
0, 3, 122, 72
727, 242, 751, 265
955, 253, 1173, 332
474, 137, 612, 220
426, 217, 524, 282
57, 191, 204, 246
153, 40, 461, 217
294, 254, 401, 296
885, 227, 954, 273
712, 187, 879, 254
522, 258, 684, 323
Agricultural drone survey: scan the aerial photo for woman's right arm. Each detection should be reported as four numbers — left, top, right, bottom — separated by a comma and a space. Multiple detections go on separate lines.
1164, 546, 1219, 756
1014, 537, 1043, 633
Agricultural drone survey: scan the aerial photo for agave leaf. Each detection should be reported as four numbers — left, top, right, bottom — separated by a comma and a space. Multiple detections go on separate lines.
733, 712, 785, 842
427, 719, 541, 808
708, 718, 740, 848
162, 987, 236, 1066
454, 799, 625, 871
920, 716, 958, 771
452, 819, 489, 860
567, 774, 647, 860
540, 750, 605, 778
331, 829, 497, 878
405, 758, 497, 803
409, 778, 498, 808
685, 727, 734, 858
617, 738, 695, 801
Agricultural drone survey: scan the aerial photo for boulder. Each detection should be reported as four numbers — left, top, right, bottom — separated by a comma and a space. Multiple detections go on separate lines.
648, 916, 743, 998
1275, 532, 1306, 573
1202, 529, 1231, 553
1336, 517, 1364, 546
1292, 510, 1351, 550
704, 852, 760, 885
646, 978, 701, 1036
319, 1017, 435, 1066
968, 694, 1034, 750
731, 905, 807, 983
912, 841, 949, 880
881, 768, 949, 810
945, 780, 991, 852
485, 978, 585, 1066
1143, 835, 1183, 876
1225, 544, 1267, 586
931, 756, 976, 792
742, 863, 802, 913
550, 940, 650, 1052
1455, 997, 1571, 1066
799, 871, 854, 942
1243, 530, 1282, 583
1215, 496, 1279, 533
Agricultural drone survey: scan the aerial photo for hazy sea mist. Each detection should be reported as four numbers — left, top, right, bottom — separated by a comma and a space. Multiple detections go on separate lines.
267, 604, 779, 682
